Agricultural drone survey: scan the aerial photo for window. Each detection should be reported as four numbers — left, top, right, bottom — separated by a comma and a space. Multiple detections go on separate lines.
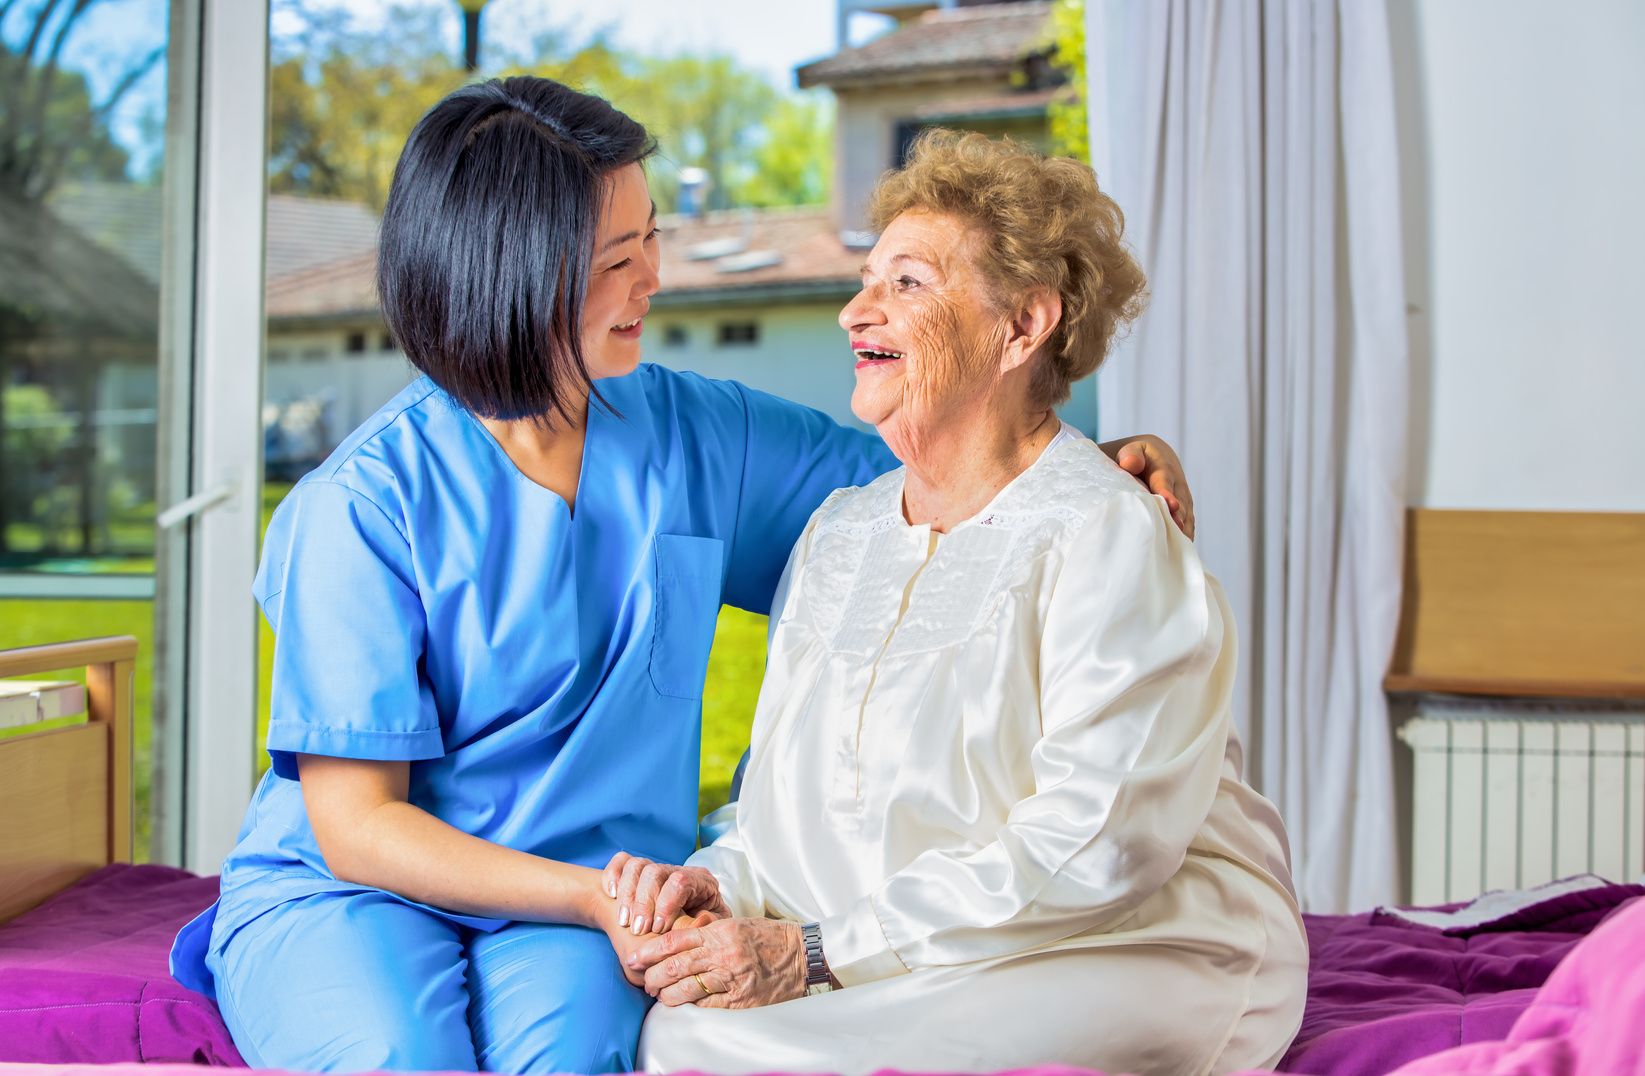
718, 321, 759, 346
895, 121, 930, 167
346, 332, 366, 353
663, 324, 689, 347
380, 333, 396, 352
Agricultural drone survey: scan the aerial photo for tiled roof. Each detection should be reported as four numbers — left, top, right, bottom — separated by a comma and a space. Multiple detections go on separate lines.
797, 2, 1052, 88
264, 195, 379, 279
266, 250, 379, 324
47, 182, 163, 285
265, 206, 864, 324
0, 190, 157, 337
653, 207, 862, 302
45, 184, 380, 286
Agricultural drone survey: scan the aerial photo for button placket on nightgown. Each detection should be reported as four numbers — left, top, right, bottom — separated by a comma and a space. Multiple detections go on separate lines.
824, 524, 934, 820
852, 522, 1023, 825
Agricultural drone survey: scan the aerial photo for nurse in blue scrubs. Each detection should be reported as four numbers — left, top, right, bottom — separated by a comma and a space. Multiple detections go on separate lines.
170, 77, 1195, 1074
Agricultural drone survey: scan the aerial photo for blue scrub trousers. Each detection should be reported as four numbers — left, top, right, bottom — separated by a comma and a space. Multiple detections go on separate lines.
208, 891, 649, 1073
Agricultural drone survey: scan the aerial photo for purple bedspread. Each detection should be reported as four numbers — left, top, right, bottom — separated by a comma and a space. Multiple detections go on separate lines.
1281, 886, 1644, 1076
1, 864, 1640, 1073
1385, 893, 1645, 1076
0, 863, 242, 1065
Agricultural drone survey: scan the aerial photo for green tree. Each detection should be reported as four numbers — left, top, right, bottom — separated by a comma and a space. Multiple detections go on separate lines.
612, 54, 777, 213
1045, 0, 1088, 164
733, 91, 831, 208
0, 1, 161, 200
269, 5, 466, 209
2, 383, 71, 472
269, 2, 832, 214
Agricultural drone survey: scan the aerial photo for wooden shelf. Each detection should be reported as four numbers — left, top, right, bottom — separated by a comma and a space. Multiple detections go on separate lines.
1387, 510, 1645, 701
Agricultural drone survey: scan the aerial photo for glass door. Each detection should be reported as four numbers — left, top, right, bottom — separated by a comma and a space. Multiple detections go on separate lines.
0, 0, 175, 861
1, 0, 270, 873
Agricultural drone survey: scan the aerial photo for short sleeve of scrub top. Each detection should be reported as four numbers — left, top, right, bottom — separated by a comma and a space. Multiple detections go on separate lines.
256, 479, 439, 780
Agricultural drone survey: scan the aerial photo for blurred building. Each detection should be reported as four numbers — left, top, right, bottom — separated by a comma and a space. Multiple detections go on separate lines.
652, 0, 1070, 433
31, 0, 1070, 484
802, 1, 1060, 233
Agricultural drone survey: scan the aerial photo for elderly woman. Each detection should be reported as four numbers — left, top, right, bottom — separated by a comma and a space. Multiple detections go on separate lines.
622, 132, 1307, 1076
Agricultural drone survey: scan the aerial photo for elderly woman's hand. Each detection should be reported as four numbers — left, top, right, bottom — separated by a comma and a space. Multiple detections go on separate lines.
625, 917, 809, 1008
1098, 435, 1195, 539
601, 852, 730, 936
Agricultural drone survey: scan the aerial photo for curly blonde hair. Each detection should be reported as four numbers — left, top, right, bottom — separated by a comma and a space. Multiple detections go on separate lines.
866, 130, 1147, 406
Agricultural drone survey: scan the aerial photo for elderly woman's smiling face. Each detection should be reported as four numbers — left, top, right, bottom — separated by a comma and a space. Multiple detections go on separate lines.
839, 209, 1013, 447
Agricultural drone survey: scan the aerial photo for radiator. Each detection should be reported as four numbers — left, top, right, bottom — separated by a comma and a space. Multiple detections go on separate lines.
1400, 712, 1645, 905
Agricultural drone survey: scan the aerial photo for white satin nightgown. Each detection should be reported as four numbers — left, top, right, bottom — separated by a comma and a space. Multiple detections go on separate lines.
638, 430, 1308, 1076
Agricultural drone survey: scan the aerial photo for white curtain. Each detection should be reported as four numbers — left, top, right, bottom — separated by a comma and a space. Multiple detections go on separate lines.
1089, 0, 1409, 913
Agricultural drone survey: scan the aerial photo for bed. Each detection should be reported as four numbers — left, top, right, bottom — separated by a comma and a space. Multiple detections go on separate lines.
2, 636, 1642, 1075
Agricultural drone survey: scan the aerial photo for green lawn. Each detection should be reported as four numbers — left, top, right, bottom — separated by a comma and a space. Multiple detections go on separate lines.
698, 605, 766, 818
4, 480, 767, 859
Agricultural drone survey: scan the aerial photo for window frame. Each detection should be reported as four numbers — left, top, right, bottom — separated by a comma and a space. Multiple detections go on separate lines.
152, 0, 270, 873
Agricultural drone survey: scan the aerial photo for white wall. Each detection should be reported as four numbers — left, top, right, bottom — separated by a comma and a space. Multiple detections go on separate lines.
265, 330, 418, 449
832, 78, 1024, 232
1395, 0, 1645, 511
646, 303, 871, 430
646, 301, 1101, 439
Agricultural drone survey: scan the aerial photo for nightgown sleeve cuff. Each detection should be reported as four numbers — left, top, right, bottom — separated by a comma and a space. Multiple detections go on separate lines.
819, 896, 909, 986
685, 818, 766, 920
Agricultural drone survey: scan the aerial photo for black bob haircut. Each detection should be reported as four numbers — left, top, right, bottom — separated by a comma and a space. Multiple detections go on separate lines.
378, 77, 654, 422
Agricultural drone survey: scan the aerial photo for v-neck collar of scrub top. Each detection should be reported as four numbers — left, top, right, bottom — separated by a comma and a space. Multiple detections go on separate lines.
456, 388, 613, 521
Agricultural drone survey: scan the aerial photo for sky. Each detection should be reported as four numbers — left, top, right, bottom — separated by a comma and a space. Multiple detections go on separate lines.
14, 0, 889, 184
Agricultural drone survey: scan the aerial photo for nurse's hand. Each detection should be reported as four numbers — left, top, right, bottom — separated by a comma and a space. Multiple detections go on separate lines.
1097, 434, 1195, 539
602, 852, 730, 937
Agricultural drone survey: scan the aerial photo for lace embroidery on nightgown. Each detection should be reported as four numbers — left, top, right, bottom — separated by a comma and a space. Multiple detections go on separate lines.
799, 441, 1140, 657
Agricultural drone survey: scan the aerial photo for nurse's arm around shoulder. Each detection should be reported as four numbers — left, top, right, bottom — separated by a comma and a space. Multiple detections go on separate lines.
296, 753, 725, 981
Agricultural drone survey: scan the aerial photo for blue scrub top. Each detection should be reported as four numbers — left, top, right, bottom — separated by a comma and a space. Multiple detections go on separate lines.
172, 365, 893, 997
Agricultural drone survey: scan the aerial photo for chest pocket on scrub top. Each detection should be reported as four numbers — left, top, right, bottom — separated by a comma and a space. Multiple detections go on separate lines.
649, 533, 725, 700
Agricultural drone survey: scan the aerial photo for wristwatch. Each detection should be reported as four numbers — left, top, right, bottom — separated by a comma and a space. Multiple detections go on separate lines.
800, 922, 833, 995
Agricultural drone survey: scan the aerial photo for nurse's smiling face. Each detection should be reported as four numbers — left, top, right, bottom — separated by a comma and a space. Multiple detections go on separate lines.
580, 162, 661, 381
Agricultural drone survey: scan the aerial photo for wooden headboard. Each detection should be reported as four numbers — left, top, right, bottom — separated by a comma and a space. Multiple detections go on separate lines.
0, 636, 136, 924
1386, 509, 1645, 698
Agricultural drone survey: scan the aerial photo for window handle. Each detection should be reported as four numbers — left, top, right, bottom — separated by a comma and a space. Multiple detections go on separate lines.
157, 479, 239, 530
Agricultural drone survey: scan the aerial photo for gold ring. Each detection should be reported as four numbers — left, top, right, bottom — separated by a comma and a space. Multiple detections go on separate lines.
693, 973, 714, 996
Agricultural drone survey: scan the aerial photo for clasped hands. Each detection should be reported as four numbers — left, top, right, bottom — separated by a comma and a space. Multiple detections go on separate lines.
600, 852, 811, 1009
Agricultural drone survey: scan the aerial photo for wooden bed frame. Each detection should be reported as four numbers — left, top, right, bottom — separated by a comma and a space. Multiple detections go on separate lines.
0, 636, 135, 925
